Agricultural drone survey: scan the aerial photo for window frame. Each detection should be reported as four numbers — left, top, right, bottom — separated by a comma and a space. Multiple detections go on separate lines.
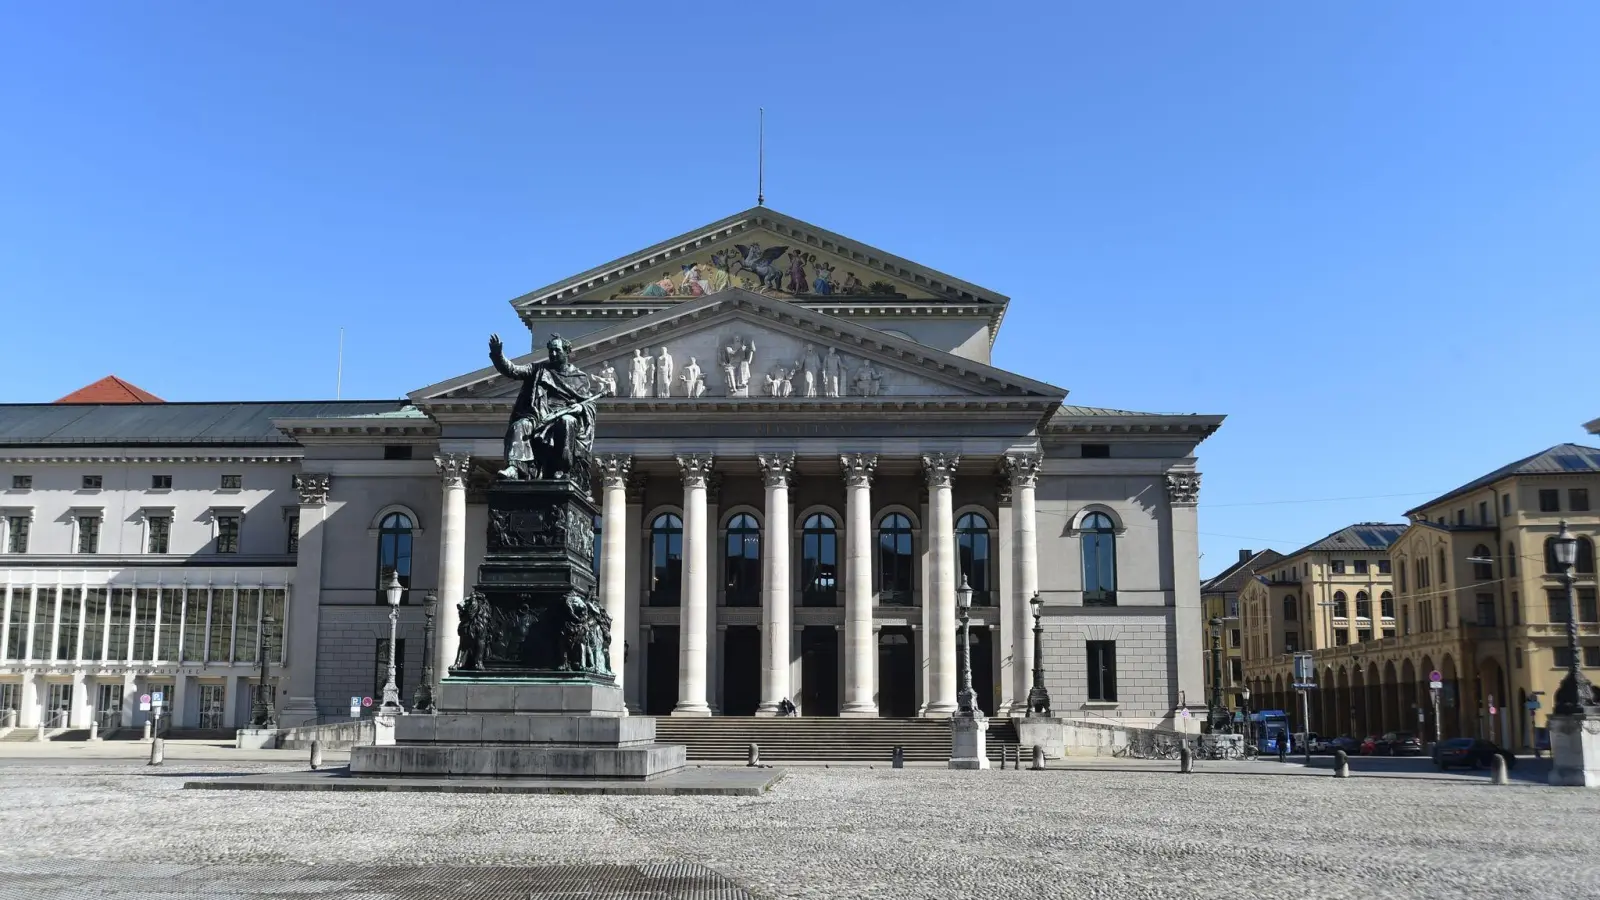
723, 512, 761, 608
799, 512, 839, 607
954, 511, 992, 606
649, 512, 685, 607
1080, 511, 1118, 607
875, 512, 916, 605
1539, 489, 1560, 513
1086, 640, 1117, 702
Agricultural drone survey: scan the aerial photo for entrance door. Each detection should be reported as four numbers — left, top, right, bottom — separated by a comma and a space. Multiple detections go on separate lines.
94, 684, 123, 730
877, 627, 916, 717
45, 684, 72, 729
645, 629, 678, 716
721, 626, 761, 716
800, 626, 839, 716
198, 684, 225, 729
970, 628, 994, 716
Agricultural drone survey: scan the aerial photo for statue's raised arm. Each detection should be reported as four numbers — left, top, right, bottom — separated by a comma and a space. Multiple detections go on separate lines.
489, 333, 535, 380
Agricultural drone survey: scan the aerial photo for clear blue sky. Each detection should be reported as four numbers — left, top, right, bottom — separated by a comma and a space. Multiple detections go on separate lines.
3, 4, 1598, 577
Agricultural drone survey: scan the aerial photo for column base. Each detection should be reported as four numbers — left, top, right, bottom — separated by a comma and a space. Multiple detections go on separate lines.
670, 704, 712, 717
923, 701, 957, 717
754, 703, 781, 717
841, 704, 879, 718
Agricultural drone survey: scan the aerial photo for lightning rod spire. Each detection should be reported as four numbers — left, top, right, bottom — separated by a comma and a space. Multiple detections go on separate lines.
757, 108, 765, 207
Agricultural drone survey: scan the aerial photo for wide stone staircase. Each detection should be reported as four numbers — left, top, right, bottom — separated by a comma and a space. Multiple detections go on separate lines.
652, 716, 1021, 763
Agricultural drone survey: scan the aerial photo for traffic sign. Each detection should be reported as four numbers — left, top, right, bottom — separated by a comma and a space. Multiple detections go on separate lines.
1429, 680, 1444, 690
1428, 670, 1441, 683
1489, 705, 1498, 715
152, 691, 164, 703
361, 696, 373, 708
139, 693, 151, 705
1526, 698, 1541, 710
1180, 708, 1191, 719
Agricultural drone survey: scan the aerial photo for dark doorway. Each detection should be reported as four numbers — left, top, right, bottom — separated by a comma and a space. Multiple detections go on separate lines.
646, 628, 678, 716
877, 627, 916, 717
800, 626, 839, 716
969, 627, 994, 716
721, 626, 761, 716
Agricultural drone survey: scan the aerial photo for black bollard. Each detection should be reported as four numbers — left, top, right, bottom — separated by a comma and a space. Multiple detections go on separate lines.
1333, 748, 1349, 778
892, 745, 904, 769
1179, 743, 1193, 774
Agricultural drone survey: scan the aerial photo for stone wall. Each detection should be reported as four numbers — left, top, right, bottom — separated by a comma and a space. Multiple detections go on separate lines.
1040, 612, 1175, 726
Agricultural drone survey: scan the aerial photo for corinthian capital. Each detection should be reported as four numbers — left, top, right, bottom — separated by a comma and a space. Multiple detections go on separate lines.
1003, 454, 1042, 490
677, 453, 714, 489
595, 454, 632, 489
758, 452, 796, 489
435, 453, 472, 489
921, 453, 960, 488
840, 453, 877, 488
1166, 472, 1202, 506
294, 473, 331, 507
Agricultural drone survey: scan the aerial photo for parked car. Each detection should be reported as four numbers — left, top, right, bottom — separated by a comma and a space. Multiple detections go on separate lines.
1328, 735, 1362, 754
1433, 738, 1516, 770
1374, 732, 1424, 756
1359, 735, 1381, 755
1292, 732, 1327, 753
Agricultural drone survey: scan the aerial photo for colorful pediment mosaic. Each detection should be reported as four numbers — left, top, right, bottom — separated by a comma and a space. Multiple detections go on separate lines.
608, 239, 924, 301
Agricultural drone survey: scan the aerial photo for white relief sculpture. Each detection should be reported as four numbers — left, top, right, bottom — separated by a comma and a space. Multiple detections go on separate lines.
680, 357, 706, 398
654, 346, 674, 398
595, 360, 619, 397
737, 338, 755, 391
778, 366, 794, 397
763, 366, 782, 397
719, 338, 739, 396
822, 347, 846, 398
629, 349, 651, 398
853, 360, 881, 397
800, 344, 821, 398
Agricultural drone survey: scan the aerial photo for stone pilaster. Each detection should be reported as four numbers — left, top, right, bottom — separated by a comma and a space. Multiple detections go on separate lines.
841, 453, 879, 717
281, 473, 330, 726
1005, 455, 1042, 714
1167, 471, 1205, 712
596, 454, 631, 711
672, 454, 714, 716
433, 454, 471, 685
923, 453, 960, 716
756, 453, 795, 716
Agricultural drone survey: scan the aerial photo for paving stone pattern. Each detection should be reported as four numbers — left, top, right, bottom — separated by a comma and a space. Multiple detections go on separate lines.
2, 762, 1599, 899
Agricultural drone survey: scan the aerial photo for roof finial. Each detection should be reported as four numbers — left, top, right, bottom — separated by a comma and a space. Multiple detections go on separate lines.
757, 107, 765, 207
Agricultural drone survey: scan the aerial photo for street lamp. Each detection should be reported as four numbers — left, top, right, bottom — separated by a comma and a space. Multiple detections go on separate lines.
378, 568, 406, 714
251, 611, 277, 728
1551, 521, 1598, 716
1240, 686, 1253, 748
413, 592, 438, 713
1208, 617, 1227, 733
956, 576, 977, 718
1026, 592, 1052, 716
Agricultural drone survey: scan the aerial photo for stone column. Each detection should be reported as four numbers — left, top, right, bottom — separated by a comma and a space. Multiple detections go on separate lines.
756, 453, 795, 716
1006, 455, 1042, 714
623, 472, 646, 713
434, 454, 471, 683
673, 454, 714, 716
923, 453, 960, 716
841, 453, 879, 717
1168, 472, 1205, 712
596, 455, 631, 704
281, 474, 330, 726
69, 671, 88, 728
17, 673, 39, 728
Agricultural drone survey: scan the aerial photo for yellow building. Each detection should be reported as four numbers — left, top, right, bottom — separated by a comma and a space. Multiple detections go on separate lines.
1239, 523, 1406, 734
1199, 549, 1282, 715
1243, 444, 1600, 749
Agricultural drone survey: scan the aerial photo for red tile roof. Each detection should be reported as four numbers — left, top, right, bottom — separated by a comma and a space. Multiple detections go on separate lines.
55, 376, 164, 404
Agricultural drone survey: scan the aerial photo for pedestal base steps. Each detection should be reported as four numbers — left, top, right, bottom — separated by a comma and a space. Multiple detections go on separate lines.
652, 716, 1021, 762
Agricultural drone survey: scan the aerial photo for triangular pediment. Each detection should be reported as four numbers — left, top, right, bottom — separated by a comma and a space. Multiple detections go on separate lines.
509, 207, 1007, 307
413, 289, 1061, 407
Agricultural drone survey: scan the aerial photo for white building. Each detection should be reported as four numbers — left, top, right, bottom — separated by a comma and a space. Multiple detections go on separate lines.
1, 207, 1223, 734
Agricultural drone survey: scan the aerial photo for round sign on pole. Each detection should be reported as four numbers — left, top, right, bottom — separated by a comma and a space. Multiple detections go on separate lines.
1428, 670, 1442, 683
362, 696, 373, 708
139, 693, 151, 705
1489, 705, 1497, 715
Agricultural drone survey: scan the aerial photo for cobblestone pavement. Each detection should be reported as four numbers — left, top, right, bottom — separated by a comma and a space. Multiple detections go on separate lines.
1, 760, 1598, 899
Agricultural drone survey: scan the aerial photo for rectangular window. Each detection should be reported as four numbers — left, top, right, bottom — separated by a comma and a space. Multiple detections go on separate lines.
1334, 630, 1349, 646
55, 590, 80, 661
263, 589, 286, 663
1378, 559, 1391, 575
1381, 593, 1395, 618
1086, 640, 1117, 702
1229, 628, 1240, 648
1571, 489, 1591, 512
1587, 646, 1600, 668
107, 589, 132, 661
207, 589, 234, 663
81, 475, 102, 490
181, 589, 207, 662
1476, 593, 1496, 626
1354, 560, 1369, 574
1357, 629, 1372, 643
220, 474, 242, 490
1330, 560, 1345, 574
1539, 489, 1560, 512
77, 516, 100, 553
1397, 563, 1406, 592
1442, 597, 1450, 628
1284, 633, 1299, 653
1455, 509, 1465, 526
1382, 627, 1396, 639
1080, 444, 1110, 459
375, 638, 407, 701
216, 515, 240, 554
1402, 606, 1410, 634
1548, 589, 1569, 624
27, 588, 56, 660
157, 590, 180, 660
1555, 647, 1574, 668
1478, 501, 1489, 524
233, 589, 260, 663
1503, 494, 1512, 516
147, 516, 171, 554
151, 474, 172, 490
10, 475, 31, 490
1582, 588, 1599, 624
4, 589, 25, 659
383, 445, 413, 460
1511, 591, 1521, 626
81, 589, 106, 661
6, 516, 29, 553
132, 589, 157, 662
1229, 658, 1243, 682
286, 515, 300, 554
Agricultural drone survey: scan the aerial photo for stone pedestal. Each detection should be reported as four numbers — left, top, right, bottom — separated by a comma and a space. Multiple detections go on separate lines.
949, 714, 990, 770
235, 728, 280, 750
1016, 716, 1065, 760
1546, 713, 1600, 787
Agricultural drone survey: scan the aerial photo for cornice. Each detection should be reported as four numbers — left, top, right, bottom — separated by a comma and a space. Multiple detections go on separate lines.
415, 395, 1058, 422
0, 454, 301, 465
272, 416, 439, 442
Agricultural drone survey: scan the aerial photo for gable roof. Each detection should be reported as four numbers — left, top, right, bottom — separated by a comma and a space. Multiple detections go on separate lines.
1404, 443, 1600, 516
412, 287, 1063, 408
508, 206, 1009, 310
1282, 523, 1409, 560
0, 400, 407, 447
1201, 549, 1285, 594
1586, 416, 1600, 435
56, 376, 163, 404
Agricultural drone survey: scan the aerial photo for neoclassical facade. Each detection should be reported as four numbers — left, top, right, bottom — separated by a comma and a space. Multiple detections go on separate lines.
1, 207, 1223, 732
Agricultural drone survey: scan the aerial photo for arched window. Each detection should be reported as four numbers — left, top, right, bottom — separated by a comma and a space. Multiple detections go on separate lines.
1355, 591, 1371, 620
801, 513, 838, 607
1471, 544, 1492, 581
376, 512, 413, 604
724, 514, 761, 607
1438, 548, 1448, 584
649, 513, 683, 606
1380, 591, 1395, 619
1507, 543, 1517, 577
1081, 512, 1117, 606
1283, 595, 1298, 621
876, 513, 915, 604
1333, 591, 1348, 618
1580, 537, 1596, 575
956, 512, 992, 606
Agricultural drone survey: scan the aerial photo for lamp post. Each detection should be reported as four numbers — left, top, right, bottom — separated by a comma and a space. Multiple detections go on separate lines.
1551, 521, 1597, 716
379, 568, 405, 714
251, 611, 277, 728
1208, 617, 1227, 733
1026, 592, 1052, 716
1241, 686, 1252, 749
956, 576, 977, 718
413, 592, 438, 713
